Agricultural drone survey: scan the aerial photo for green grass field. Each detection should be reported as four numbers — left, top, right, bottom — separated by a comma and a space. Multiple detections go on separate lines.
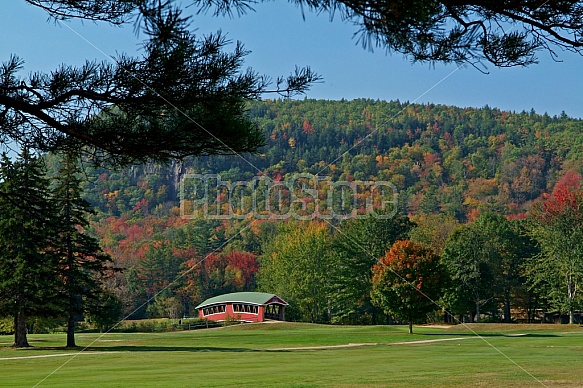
1, 322, 582, 387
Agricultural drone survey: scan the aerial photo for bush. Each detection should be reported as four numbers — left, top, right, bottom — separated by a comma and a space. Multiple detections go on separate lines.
112, 319, 177, 333
0, 317, 13, 335
222, 314, 242, 327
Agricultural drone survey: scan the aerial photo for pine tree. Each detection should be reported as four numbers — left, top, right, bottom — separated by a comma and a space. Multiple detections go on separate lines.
51, 152, 116, 347
0, 2, 320, 165
0, 149, 61, 347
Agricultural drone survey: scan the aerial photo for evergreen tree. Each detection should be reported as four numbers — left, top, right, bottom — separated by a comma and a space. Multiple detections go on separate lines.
51, 152, 116, 347
1, 2, 319, 165
304, 0, 583, 67
0, 149, 61, 347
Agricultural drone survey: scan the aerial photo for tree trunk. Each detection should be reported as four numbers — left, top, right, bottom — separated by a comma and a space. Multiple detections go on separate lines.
66, 312, 76, 348
504, 290, 511, 323
568, 274, 575, 324
475, 303, 481, 323
13, 311, 30, 348
408, 321, 413, 334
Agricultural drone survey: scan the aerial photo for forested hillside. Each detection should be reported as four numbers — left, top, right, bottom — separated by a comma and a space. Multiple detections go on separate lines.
47, 99, 583, 322
75, 99, 583, 220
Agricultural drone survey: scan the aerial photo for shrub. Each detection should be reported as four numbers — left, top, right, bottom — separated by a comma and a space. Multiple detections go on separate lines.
0, 317, 13, 335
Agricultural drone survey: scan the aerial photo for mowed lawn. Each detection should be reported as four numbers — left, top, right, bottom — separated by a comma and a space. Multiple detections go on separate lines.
1, 323, 582, 387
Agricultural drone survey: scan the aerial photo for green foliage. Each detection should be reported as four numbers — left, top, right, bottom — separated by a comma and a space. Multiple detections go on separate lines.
0, 149, 62, 346
330, 215, 413, 324
301, 0, 583, 67
50, 152, 116, 347
442, 226, 497, 322
527, 172, 583, 323
441, 213, 536, 323
0, 317, 13, 335
473, 212, 537, 322
27, 316, 66, 334
85, 289, 124, 332
146, 296, 184, 320
112, 319, 179, 333
409, 213, 460, 256
75, 100, 583, 221
258, 221, 334, 323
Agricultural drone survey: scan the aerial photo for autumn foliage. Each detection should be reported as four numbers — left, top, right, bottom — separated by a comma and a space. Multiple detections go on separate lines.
371, 240, 446, 333
536, 170, 582, 221
528, 170, 583, 323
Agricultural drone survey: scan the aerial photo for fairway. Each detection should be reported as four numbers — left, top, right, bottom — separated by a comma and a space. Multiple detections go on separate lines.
1, 323, 582, 387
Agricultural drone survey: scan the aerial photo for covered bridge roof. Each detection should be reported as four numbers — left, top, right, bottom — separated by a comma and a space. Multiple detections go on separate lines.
195, 292, 288, 309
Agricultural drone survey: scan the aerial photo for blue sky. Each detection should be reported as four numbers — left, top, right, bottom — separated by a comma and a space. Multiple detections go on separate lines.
3, 1, 583, 118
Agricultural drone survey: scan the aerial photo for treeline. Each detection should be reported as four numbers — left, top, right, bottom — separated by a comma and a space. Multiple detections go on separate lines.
81, 174, 583, 326
258, 170, 583, 327
38, 99, 583, 326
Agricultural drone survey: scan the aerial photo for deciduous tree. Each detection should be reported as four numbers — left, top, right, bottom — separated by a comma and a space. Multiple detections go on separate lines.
442, 225, 497, 322
330, 215, 413, 324
474, 212, 536, 323
371, 240, 446, 334
258, 221, 333, 323
527, 171, 583, 324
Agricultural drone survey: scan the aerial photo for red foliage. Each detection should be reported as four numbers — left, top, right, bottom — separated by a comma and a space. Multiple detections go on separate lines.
133, 198, 149, 214
226, 251, 258, 284
551, 170, 581, 199
533, 170, 583, 222
507, 213, 527, 221
203, 251, 258, 290
443, 131, 453, 146
371, 241, 444, 319
466, 208, 481, 222
545, 171, 581, 211
302, 119, 315, 135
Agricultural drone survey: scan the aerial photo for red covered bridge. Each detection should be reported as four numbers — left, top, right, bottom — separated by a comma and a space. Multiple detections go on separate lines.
195, 292, 288, 323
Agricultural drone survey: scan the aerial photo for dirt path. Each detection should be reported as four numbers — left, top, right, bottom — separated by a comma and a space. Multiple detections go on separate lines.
389, 337, 469, 345
268, 343, 379, 351
268, 337, 470, 351
0, 351, 118, 361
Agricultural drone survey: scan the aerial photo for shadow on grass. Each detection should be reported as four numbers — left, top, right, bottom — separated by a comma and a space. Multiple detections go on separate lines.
419, 332, 559, 338
18, 345, 292, 353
